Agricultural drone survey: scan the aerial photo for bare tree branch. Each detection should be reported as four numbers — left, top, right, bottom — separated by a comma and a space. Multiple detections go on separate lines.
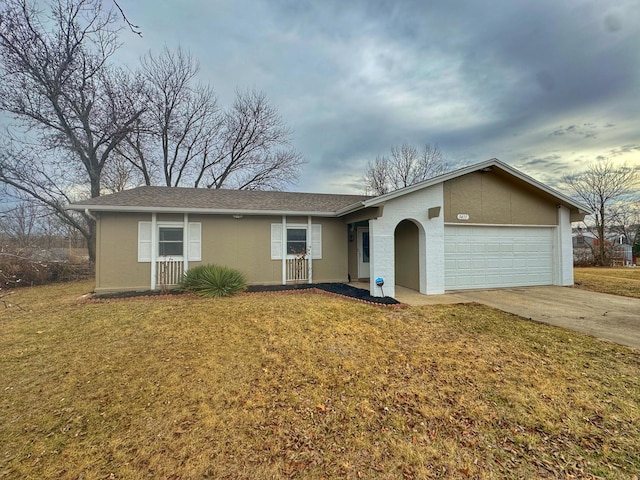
0, 0, 146, 262
208, 89, 304, 190
562, 159, 639, 266
364, 142, 448, 195
113, 0, 141, 37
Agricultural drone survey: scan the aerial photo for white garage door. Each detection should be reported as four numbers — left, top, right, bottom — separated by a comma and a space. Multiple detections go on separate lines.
445, 226, 554, 290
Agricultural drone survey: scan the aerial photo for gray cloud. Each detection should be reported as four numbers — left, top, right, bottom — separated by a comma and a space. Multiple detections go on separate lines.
115, 0, 640, 192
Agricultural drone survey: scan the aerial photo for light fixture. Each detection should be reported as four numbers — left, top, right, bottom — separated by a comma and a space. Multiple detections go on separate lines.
232, 214, 243, 219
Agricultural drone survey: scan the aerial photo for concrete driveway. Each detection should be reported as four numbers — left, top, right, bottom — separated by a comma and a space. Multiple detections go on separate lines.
395, 286, 640, 350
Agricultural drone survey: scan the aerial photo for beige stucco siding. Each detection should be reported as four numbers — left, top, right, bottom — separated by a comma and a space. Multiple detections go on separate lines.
312, 218, 348, 283
193, 214, 278, 284
443, 171, 558, 225
95, 212, 151, 292
347, 228, 358, 280
394, 220, 419, 290
95, 213, 348, 292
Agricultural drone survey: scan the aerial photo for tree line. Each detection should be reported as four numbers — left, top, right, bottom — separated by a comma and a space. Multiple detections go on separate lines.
0, 0, 303, 262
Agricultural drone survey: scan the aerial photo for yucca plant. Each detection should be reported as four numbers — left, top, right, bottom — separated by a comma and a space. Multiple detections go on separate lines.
180, 264, 247, 297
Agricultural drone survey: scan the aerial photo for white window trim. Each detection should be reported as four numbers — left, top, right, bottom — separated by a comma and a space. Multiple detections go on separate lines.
157, 222, 185, 260
271, 222, 322, 260
285, 224, 309, 259
138, 220, 202, 263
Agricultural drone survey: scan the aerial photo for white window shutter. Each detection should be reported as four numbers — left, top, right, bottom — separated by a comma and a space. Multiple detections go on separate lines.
188, 222, 201, 261
271, 223, 283, 259
311, 224, 322, 259
138, 221, 152, 262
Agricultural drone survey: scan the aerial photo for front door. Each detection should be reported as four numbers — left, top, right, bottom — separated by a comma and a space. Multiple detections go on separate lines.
357, 227, 370, 279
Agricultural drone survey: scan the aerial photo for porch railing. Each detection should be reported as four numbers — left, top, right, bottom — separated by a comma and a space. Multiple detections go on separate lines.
286, 257, 308, 283
156, 257, 184, 288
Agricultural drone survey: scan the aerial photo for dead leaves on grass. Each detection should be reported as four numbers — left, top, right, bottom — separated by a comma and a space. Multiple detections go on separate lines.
1, 286, 639, 479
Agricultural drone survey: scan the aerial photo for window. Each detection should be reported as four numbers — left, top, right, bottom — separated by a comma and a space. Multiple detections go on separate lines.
271, 223, 322, 260
362, 230, 370, 263
138, 221, 201, 262
158, 227, 183, 256
287, 228, 307, 255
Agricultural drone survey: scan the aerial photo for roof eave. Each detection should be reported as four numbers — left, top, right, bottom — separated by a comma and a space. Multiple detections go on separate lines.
335, 200, 367, 216
67, 204, 341, 217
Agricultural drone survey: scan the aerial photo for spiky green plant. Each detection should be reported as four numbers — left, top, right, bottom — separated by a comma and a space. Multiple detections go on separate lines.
180, 264, 247, 297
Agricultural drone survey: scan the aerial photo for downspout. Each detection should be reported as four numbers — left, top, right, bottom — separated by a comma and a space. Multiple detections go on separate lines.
85, 209, 99, 289
84, 208, 97, 222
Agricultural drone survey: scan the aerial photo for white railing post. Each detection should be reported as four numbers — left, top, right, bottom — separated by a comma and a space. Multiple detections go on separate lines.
156, 257, 184, 288
150, 213, 157, 290
281, 215, 287, 285
307, 216, 313, 284
183, 213, 189, 275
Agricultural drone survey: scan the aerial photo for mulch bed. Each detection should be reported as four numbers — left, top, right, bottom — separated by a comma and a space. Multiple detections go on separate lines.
246, 282, 400, 305
92, 289, 186, 300
90, 283, 400, 306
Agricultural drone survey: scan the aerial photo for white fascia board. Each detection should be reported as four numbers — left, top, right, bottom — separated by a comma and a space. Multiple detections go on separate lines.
334, 201, 367, 216
67, 204, 339, 217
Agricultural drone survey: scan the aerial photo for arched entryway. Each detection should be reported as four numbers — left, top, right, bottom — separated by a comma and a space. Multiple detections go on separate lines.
394, 219, 420, 291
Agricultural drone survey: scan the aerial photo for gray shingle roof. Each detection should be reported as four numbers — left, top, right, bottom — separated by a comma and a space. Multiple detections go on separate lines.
70, 186, 372, 215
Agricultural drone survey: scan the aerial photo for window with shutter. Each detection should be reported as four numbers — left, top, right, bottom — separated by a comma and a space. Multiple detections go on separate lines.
270, 223, 322, 259
188, 223, 201, 261
138, 221, 201, 262
138, 222, 152, 262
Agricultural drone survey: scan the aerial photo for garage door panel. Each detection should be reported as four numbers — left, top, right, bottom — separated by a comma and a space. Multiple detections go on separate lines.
445, 226, 554, 290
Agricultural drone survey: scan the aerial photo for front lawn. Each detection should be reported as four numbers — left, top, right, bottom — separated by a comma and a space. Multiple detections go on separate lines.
574, 267, 640, 299
1, 282, 639, 479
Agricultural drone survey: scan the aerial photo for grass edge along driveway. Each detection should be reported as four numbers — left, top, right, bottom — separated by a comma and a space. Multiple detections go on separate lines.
574, 267, 640, 299
1, 281, 639, 479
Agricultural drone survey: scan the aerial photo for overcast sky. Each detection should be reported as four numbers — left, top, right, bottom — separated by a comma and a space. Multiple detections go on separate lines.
114, 0, 639, 194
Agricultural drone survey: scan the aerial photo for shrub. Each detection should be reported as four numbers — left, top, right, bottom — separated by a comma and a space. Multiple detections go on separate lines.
0, 253, 91, 289
180, 264, 246, 298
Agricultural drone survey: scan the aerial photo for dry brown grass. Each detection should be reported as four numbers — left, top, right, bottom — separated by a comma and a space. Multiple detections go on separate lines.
574, 267, 640, 298
1, 282, 639, 479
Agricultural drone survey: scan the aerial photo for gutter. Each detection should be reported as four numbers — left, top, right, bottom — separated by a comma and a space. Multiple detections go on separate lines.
84, 208, 97, 221
67, 204, 341, 217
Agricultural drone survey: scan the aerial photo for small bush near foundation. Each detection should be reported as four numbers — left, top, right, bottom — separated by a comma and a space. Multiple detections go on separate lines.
180, 264, 246, 297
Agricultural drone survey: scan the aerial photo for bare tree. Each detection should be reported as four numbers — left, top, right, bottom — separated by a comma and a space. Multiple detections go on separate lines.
0, 200, 40, 249
563, 159, 639, 266
118, 47, 223, 187
0, 0, 146, 262
101, 154, 144, 193
208, 89, 304, 190
0, 142, 91, 249
119, 53, 302, 191
609, 201, 640, 252
364, 155, 391, 195
364, 143, 447, 195
0, 194, 70, 251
